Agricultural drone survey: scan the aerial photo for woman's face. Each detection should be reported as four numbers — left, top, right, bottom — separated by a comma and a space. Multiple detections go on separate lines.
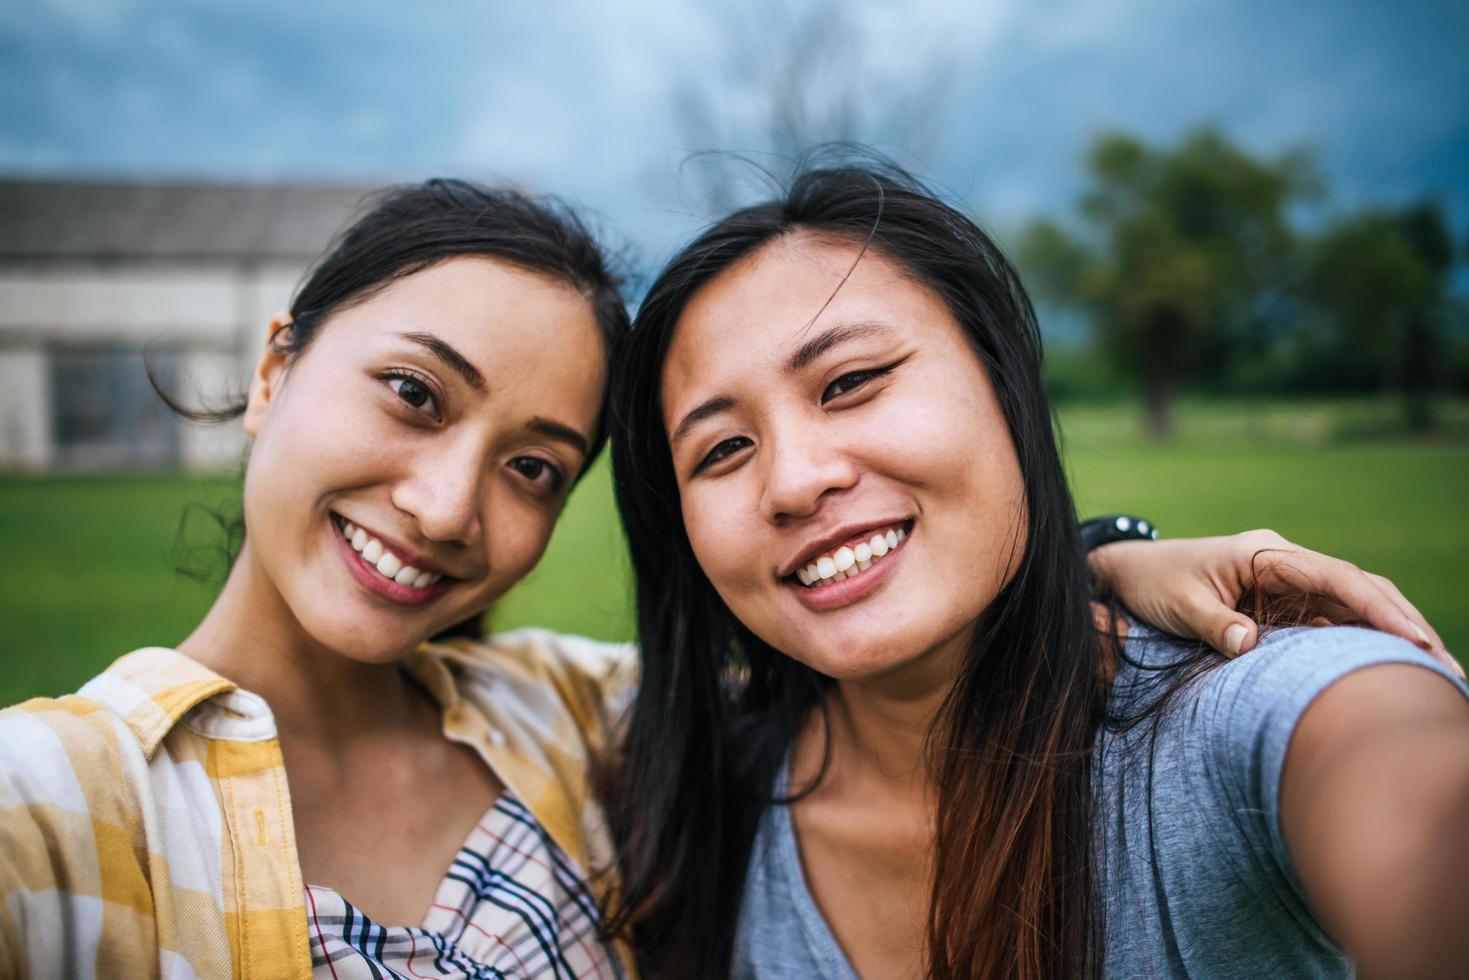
242, 255, 606, 662
661, 234, 1027, 682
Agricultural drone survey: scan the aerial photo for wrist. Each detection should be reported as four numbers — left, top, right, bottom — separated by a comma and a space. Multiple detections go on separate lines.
1079, 514, 1159, 552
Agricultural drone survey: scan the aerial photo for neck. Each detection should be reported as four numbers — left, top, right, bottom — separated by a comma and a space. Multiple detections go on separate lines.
178, 542, 427, 744
798, 626, 971, 797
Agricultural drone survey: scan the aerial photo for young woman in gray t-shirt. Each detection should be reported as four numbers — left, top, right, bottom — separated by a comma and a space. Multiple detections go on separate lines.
602, 159, 1469, 979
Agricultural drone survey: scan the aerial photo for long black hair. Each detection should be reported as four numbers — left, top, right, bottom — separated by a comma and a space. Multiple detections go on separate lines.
604, 156, 1106, 977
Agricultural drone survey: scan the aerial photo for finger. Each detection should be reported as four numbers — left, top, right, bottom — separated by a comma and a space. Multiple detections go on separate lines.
1363, 572, 1445, 652
1249, 550, 1427, 650
1361, 572, 1461, 678
1302, 574, 1458, 675
1179, 595, 1259, 658
1300, 594, 1368, 625
1308, 589, 1463, 678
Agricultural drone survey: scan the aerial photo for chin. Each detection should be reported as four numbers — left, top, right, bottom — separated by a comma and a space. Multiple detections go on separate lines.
773, 632, 919, 682
295, 606, 433, 664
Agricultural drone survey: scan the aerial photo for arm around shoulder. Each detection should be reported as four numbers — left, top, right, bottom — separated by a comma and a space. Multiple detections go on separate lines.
1281, 662, 1469, 980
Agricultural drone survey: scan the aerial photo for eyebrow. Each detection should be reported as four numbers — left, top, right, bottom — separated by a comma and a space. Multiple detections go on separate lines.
669, 321, 896, 451
669, 395, 737, 450
529, 416, 590, 457
785, 321, 891, 373
395, 331, 486, 390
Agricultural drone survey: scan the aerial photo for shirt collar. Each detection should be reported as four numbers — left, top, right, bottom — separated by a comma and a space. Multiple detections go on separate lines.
403, 647, 500, 749
80, 647, 242, 759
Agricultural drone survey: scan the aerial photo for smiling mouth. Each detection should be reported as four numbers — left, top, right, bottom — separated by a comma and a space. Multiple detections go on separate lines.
790, 522, 910, 589
331, 513, 446, 591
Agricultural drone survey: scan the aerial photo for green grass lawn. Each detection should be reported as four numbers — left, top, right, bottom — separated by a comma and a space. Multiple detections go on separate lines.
1, 398, 1465, 704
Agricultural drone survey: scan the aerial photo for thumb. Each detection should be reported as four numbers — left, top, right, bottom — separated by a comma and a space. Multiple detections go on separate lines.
1215, 616, 1258, 658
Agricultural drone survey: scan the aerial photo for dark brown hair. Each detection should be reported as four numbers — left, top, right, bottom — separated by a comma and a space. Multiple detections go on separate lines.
158, 177, 626, 459
603, 156, 1105, 977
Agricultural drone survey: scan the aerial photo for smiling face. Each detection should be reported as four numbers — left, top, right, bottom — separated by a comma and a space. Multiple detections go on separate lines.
241, 255, 606, 663
661, 234, 1027, 682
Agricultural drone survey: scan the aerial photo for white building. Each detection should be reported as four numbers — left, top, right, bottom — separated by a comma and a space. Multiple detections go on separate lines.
0, 179, 375, 471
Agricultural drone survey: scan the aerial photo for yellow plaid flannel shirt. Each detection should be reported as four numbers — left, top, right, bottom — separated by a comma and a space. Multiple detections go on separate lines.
0, 628, 636, 979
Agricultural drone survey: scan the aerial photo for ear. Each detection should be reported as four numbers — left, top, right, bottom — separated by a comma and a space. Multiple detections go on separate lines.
243, 314, 295, 438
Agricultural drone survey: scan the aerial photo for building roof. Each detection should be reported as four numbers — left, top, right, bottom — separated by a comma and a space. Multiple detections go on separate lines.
0, 178, 382, 263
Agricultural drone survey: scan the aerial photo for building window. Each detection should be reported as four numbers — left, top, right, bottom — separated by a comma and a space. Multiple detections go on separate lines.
49, 344, 180, 470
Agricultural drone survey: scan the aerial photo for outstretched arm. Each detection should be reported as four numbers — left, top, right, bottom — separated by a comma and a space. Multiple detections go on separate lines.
1087, 528, 1460, 677
1281, 664, 1469, 979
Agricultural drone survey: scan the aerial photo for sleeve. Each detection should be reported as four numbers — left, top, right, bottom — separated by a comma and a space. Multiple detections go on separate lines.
0, 701, 104, 976
0, 792, 59, 978
1193, 625, 1468, 891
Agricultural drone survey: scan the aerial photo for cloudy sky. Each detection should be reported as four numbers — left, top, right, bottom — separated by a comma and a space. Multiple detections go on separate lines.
3, 0, 1465, 262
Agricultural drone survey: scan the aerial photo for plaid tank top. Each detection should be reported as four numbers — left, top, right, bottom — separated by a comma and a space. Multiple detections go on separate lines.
306, 790, 624, 979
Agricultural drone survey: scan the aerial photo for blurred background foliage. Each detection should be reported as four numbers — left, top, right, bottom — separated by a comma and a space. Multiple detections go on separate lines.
1019, 127, 1467, 436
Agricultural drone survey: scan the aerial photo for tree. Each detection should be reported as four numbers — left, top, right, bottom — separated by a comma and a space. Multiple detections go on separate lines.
666, 0, 958, 212
1019, 128, 1318, 436
1301, 202, 1459, 431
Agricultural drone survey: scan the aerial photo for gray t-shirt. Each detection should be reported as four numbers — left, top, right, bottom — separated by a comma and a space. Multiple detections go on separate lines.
733, 625, 1465, 978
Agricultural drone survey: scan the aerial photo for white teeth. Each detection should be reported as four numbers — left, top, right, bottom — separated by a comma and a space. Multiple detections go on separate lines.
339, 517, 443, 590
796, 525, 909, 588
833, 546, 855, 572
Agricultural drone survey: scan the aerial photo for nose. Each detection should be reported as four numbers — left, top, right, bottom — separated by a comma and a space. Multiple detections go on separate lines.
759, 424, 860, 524
390, 440, 486, 547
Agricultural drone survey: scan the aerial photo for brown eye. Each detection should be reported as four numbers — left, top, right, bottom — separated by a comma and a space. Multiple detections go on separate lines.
386, 373, 439, 417
694, 436, 752, 475
821, 366, 892, 403
509, 456, 565, 495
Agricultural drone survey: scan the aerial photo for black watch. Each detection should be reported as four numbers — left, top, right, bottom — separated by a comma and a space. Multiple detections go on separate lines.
1079, 514, 1159, 552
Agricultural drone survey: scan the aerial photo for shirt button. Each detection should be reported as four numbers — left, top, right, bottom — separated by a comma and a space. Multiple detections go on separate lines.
486, 729, 506, 747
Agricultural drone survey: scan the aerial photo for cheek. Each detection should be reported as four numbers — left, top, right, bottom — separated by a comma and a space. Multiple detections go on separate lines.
867, 375, 1028, 586
682, 489, 764, 608
482, 488, 560, 590
249, 390, 367, 509
242, 382, 392, 583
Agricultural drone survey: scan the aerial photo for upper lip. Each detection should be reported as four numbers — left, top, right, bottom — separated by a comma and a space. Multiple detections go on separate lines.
335, 513, 465, 579
779, 518, 911, 578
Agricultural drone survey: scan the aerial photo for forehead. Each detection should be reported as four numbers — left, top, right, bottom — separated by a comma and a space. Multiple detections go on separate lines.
321, 255, 607, 419
662, 235, 955, 408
